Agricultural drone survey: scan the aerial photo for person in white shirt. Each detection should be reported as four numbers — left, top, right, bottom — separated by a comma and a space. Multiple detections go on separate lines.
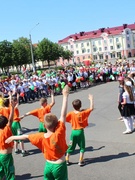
23, 79, 31, 102
121, 80, 135, 134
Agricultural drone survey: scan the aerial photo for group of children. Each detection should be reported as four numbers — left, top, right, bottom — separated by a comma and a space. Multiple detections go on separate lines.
0, 85, 94, 180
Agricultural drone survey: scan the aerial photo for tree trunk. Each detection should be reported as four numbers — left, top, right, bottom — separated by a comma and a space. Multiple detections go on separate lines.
47, 59, 50, 69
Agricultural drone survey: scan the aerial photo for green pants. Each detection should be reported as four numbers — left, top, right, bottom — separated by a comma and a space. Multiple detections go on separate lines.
0, 153, 15, 180
67, 129, 85, 154
44, 161, 68, 180
39, 122, 47, 133
11, 121, 22, 136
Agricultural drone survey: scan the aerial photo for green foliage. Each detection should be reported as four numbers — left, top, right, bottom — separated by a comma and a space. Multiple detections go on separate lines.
0, 40, 13, 69
0, 37, 73, 72
54, 66, 64, 71
12, 37, 31, 66
62, 50, 73, 61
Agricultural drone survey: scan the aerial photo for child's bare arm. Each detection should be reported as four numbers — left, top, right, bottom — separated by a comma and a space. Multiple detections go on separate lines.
8, 100, 15, 127
24, 112, 31, 117
14, 93, 20, 108
49, 89, 55, 107
5, 134, 29, 144
88, 94, 94, 111
59, 85, 69, 123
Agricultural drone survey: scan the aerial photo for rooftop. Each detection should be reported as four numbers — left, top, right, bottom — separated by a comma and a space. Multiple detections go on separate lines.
58, 23, 135, 44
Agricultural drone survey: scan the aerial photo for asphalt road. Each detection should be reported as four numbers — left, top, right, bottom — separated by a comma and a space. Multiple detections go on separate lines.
13, 81, 135, 180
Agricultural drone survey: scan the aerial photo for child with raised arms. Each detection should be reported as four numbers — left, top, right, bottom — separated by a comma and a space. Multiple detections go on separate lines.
23, 89, 55, 132
6, 85, 70, 180
0, 99, 15, 180
66, 94, 94, 166
11, 94, 29, 157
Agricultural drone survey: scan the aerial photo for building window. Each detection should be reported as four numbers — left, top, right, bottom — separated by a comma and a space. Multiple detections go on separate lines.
110, 53, 114, 58
128, 52, 132, 57
104, 47, 107, 50
66, 46, 68, 50
116, 38, 119, 42
93, 47, 96, 52
117, 44, 120, 49
127, 37, 130, 41
87, 42, 89, 46
110, 39, 113, 43
77, 57, 80, 60
117, 52, 121, 58
92, 41, 95, 46
99, 54, 103, 59
127, 44, 130, 48
70, 45, 73, 48
87, 49, 90, 53
82, 49, 86, 53
76, 50, 79, 54
93, 55, 97, 60
104, 40, 107, 44
99, 47, 102, 51
126, 31, 129, 35
81, 43, 84, 47
110, 46, 113, 50
112, 53, 115, 58
88, 55, 90, 58
83, 56, 85, 59
76, 44, 78, 48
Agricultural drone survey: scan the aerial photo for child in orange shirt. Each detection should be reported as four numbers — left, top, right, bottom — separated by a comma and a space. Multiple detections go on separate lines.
66, 94, 94, 166
24, 90, 55, 132
11, 94, 29, 157
6, 85, 69, 180
0, 98, 10, 119
0, 99, 15, 180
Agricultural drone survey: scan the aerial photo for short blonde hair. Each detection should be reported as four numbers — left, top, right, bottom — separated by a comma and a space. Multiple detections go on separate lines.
44, 113, 58, 130
40, 98, 47, 106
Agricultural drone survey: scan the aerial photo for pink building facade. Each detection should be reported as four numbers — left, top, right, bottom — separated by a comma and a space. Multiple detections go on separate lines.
57, 23, 135, 66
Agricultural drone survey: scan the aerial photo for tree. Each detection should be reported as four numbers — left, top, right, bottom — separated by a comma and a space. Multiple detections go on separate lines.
36, 38, 54, 67
12, 37, 31, 71
62, 50, 73, 63
0, 40, 13, 72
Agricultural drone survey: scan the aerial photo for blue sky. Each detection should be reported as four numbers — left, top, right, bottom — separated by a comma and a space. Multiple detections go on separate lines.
0, 0, 135, 43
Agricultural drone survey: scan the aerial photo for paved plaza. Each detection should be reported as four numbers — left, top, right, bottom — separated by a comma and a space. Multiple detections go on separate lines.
13, 81, 135, 180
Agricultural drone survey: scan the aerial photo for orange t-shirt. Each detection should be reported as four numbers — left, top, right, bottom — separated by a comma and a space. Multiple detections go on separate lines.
28, 121, 68, 160
0, 107, 10, 119
0, 125, 14, 150
13, 107, 20, 122
66, 109, 92, 129
29, 105, 51, 123
8, 105, 20, 122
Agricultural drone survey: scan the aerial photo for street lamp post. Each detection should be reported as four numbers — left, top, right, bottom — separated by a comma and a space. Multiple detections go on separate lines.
29, 23, 39, 72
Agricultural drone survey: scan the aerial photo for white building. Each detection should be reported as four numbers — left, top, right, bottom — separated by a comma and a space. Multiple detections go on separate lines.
58, 23, 135, 65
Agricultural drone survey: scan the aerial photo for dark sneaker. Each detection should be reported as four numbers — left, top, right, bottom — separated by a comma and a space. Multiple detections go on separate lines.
21, 151, 30, 157
15, 149, 21, 154
78, 161, 85, 166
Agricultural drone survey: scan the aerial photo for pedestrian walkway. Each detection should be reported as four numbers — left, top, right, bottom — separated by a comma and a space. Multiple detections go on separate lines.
14, 81, 135, 180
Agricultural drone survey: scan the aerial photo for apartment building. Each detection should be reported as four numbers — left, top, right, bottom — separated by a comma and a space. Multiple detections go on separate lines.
58, 23, 135, 65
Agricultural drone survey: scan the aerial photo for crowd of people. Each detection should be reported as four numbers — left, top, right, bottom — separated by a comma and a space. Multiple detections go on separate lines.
0, 59, 135, 104
1, 59, 135, 179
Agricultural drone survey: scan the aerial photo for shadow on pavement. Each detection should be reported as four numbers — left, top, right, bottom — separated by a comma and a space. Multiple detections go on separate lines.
72, 145, 105, 155
28, 148, 41, 155
84, 152, 135, 165
22, 127, 38, 133
16, 173, 43, 179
